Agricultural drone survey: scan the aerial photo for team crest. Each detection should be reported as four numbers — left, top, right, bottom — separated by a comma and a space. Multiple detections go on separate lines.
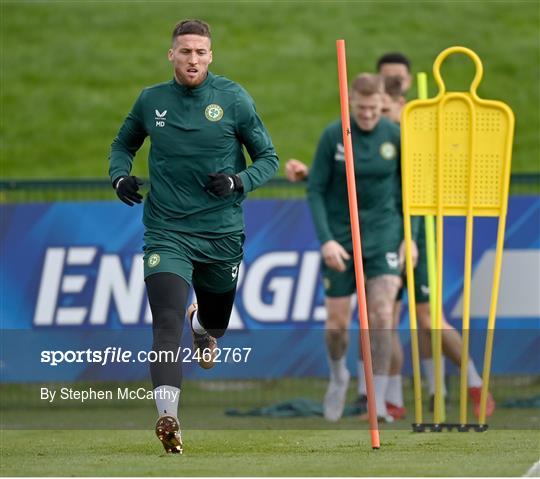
385, 252, 399, 269
379, 142, 397, 160
205, 104, 224, 122
323, 277, 331, 291
148, 253, 160, 268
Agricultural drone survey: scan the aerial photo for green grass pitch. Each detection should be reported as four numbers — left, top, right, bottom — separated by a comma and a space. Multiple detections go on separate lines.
2, 429, 539, 477
1, 1, 539, 179
1, 379, 539, 476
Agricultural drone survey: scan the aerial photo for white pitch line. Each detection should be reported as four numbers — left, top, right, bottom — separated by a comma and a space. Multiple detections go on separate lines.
524, 459, 540, 477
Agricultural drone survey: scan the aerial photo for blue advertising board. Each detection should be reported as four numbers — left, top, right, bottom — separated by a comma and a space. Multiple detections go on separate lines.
1, 197, 539, 382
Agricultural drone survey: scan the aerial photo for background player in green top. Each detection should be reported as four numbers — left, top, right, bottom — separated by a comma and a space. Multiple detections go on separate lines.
307, 73, 412, 422
109, 19, 279, 454
286, 73, 411, 421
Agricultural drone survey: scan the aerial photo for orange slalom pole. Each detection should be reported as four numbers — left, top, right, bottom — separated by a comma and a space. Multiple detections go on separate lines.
336, 39, 380, 449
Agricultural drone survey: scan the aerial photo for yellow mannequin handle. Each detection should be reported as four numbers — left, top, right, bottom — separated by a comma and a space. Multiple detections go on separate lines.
432, 46, 484, 98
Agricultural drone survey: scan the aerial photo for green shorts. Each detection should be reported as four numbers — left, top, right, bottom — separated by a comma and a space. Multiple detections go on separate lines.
143, 228, 244, 293
322, 244, 401, 298
397, 220, 430, 303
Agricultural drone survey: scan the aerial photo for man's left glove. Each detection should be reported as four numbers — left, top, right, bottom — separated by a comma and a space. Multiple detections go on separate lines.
206, 173, 243, 197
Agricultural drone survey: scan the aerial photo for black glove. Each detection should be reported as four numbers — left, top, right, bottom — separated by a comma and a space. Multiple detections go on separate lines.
114, 176, 143, 206
206, 173, 243, 197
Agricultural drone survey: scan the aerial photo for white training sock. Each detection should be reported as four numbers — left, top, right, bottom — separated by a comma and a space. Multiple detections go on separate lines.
373, 375, 389, 416
191, 311, 207, 335
385, 375, 404, 407
357, 360, 367, 395
422, 358, 435, 395
154, 385, 181, 418
328, 356, 348, 383
467, 360, 483, 388
422, 358, 447, 396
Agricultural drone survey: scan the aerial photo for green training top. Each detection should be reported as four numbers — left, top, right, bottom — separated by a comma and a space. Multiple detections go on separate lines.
109, 72, 279, 237
307, 116, 404, 257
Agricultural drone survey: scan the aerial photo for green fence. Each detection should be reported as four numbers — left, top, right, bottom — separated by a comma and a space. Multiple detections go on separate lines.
0, 173, 538, 203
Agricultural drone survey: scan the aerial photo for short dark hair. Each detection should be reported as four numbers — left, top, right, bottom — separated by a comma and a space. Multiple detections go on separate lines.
171, 19, 211, 44
351, 73, 384, 96
376, 52, 411, 72
384, 76, 403, 99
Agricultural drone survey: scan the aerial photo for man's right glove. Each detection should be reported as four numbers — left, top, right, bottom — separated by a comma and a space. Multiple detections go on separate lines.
114, 176, 143, 206
205, 173, 243, 197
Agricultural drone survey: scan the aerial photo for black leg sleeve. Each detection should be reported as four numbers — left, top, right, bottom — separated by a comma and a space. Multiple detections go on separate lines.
193, 286, 236, 338
145, 272, 190, 389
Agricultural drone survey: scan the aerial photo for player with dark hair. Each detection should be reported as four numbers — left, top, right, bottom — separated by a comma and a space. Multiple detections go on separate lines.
109, 19, 279, 453
376, 52, 412, 94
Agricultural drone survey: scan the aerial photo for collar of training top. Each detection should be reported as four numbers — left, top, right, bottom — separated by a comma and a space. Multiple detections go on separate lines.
171, 71, 214, 95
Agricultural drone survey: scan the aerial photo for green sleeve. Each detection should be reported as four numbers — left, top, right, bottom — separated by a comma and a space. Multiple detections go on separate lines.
108, 92, 147, 185
307, 128, 335, 245
234, 91, 279, 193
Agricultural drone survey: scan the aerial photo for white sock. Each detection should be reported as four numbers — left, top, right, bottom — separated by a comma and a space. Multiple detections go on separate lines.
373, 375, 389, 416
154, 385, 180, 418
328, 356, 348, 383
422, 359, 435, 395
385, 375, 404, 407
467, 360, 483, 387
191, 311, 207, 335
422, 358, 447, 396
357, 360, 367, 395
